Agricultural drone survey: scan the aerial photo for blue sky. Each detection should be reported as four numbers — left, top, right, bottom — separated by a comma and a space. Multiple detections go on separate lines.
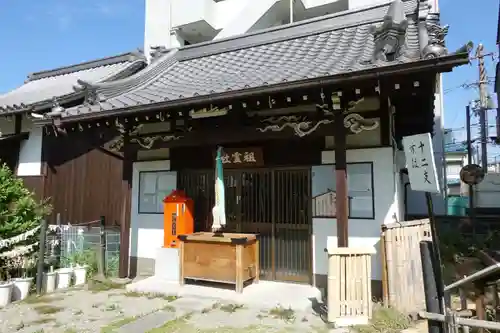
0, 0, 144, 92
438, 0, 499, 161
0, 0, 498, 154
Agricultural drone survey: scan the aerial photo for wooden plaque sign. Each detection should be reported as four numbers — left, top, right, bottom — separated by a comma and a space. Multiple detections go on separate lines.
215, 147, 264, 168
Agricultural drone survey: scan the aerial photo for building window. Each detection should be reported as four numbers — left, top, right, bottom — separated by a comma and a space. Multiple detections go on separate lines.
446, 163, 462, 177
138, 171, 176, 214
312, 163, 375, 219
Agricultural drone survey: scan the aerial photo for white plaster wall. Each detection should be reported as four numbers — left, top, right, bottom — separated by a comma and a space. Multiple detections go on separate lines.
171, 0, 217, 28
214, 0, 282, 40
475, 173, 500, 208
0, 116, 42, 176
129, 160, 176, 260
312, 147, 399, 281
17, 125, 43, 176
144, 0, 179, 59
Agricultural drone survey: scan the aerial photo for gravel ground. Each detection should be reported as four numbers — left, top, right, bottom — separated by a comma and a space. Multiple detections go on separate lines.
0, 280, 334, 333
0, 284, 175, 333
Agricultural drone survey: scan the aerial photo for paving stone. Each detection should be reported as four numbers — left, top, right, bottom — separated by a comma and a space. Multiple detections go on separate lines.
117, 309, 177, 333
188, 304, 331, 332
169, 296, 218, 312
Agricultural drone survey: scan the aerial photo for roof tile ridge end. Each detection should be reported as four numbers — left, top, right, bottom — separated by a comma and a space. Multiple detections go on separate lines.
77, 49, 179, 100
74, 58, 147, 89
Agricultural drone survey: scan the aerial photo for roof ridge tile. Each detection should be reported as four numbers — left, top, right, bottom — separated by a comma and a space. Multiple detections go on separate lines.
27, 50, 145, 82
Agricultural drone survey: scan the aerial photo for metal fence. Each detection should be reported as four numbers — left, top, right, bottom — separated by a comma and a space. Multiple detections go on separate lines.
45, 224, 120, 277
420, 310, 500, 333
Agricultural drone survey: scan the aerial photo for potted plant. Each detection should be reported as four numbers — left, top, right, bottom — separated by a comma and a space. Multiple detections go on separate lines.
0, 268, 13, 307
56, 257, 74, 290
43, 266, 57, 293
69, 251, 90, 286
11, 258, 34, 301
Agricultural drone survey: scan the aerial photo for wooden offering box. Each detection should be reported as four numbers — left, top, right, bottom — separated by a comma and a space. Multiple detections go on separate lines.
178, 232, 259, 293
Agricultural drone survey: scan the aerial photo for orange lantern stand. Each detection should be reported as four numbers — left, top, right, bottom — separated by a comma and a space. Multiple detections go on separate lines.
163, 190, 194, 248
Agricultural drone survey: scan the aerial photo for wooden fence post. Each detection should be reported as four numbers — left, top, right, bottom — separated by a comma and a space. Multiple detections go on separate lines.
380, 225, 389, 306
459, 288, 468, 310
474, 281, 486, 333
36, 219, 48, 295
97, 216, 106, 278
56, 213, 61, 267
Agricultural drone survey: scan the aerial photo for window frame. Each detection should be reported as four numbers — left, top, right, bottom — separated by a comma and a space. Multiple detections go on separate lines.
137, 170, 175, 215
314, 162, 375, 220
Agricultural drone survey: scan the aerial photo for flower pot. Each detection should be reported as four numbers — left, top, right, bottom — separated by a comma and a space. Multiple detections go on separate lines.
43, 272, 57, 293
0, 282, 13, 307
12, 277, 33, 301
56, 268, 73, 289
73, 266, 87, 286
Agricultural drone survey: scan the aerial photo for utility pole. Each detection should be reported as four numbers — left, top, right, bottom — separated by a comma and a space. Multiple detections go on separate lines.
476, 44, 489, 171
465, 104, 475, 214
496, 1, 500, 143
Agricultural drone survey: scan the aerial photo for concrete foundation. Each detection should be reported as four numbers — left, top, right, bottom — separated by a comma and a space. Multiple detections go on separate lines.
126, 277, 322, 311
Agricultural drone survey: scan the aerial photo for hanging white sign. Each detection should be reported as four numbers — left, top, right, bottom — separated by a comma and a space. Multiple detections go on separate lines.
402, 133, 441, 193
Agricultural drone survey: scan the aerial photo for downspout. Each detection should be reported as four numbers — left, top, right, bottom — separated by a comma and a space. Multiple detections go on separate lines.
404, 181, 410, 220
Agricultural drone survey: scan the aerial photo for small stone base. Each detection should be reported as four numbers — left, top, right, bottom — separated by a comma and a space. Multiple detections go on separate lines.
154, 247, 180, 281
109, 277, 133, 285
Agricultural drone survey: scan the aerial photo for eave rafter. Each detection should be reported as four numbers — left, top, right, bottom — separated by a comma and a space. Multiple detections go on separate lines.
42, 75, 433, 152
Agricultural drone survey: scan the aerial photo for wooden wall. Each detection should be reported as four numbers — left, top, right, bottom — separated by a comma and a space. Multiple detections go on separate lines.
42, 132, 127, 227
20, 176, 45, 202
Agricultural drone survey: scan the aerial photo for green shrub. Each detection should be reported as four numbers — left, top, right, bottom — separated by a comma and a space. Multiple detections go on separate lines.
0, 164, 51, 279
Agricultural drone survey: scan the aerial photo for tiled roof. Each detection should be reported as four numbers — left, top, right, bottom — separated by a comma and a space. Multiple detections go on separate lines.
62, 0, 468, 120
0, 52, 147, 114
445, 142, 468, 153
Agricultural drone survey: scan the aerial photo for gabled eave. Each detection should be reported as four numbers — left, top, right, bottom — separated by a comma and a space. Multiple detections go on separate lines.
46, 52, 470, 125
0, 52, 147, 116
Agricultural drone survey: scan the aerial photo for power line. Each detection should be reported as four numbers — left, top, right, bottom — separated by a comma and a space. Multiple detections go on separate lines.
446, 124, 496, 132
443, 78, 495, 94
443, 51, 497, 95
